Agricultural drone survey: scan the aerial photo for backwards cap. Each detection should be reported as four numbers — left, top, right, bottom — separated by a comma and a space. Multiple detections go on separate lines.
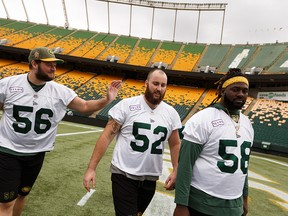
28, 47, 64, 63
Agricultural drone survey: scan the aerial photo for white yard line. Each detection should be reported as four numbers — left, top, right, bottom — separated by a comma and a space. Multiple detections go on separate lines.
77, 189, 96, 206
59, 121, 101, 130
56, 130, 103, 137
57, 123, 102, 207
251, 155, 288, 167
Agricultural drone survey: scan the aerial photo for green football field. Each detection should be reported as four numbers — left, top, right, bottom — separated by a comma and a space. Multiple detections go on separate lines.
19, 121, 288, 216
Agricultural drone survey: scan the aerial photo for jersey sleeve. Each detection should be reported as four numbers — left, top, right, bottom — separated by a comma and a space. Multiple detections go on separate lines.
0, 77, 8, 103
182, 112, 209, 145
61, 85, 77, 106
174, 139, 203, 205
108, 100, 126, 124
170, 108, 182, 130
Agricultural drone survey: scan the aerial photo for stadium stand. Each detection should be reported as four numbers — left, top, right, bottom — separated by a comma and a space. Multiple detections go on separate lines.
3, 24, 54, 47
0, 20, 33, 39
217, 44, 257, 73
76, 74, 123, 101
197, 88, 217, 110
14, 27, 73, 50
0, 62, 29, 78
47, 30, 95, 55
16, 28, 70, 50
69, 33, 104, 57
0, 59, 18, 67
77, 74, 125, 119
97, 35, 138, 63
164, 85, 205, 120
118, 78, 145, 99
267, 46, 288, 74
128, 39, 160, 67
150, 41, 182, 68
0, 18, 14, 27
54, 70, 95, 90
0, 22, 35, 46
82, 33, 117, 59
172, 43, 205, 72
196, 44, 231, 73
244, 43, 287, 73
54, 67, 71, 77
249, 99, 288, 150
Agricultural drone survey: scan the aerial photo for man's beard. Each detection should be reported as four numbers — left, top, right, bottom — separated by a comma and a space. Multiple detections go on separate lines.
144, 85, 165, 105
35, 65, 54, 81
224, 93, 246, 110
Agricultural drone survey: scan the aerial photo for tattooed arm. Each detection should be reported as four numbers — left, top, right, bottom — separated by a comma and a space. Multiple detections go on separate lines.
83, 118, 121, 191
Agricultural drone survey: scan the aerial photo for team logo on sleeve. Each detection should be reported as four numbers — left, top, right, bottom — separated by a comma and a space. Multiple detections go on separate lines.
211, 119, 224, 127
129, 104, 141, 111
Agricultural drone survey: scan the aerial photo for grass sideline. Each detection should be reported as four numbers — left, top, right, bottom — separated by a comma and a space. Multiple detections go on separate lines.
16, 121, 288, 216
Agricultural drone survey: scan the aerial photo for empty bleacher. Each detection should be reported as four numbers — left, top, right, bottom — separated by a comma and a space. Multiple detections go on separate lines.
245, 44, 287, 73
97, 36, 138, 63
15, 27, 73, 49
82, 74, 125, 119
118, 78, 145, 99
76, 74, 123, 101
0, 20, 33, 39
164, 85, 205, 120
48, 30, 95, 55
172, 43, 205, 72
217, 44, 257, 73
267, 47, 288, 74
54, 70, 95, 91
151, 41, 182, 68
197, 44, 231, 72
0, 62, 29, 78
198, 88, 217, 110
248, 99, 288, 147
128, 39, 160, 67
5, 24, 54, 47
82, 34, 117, 59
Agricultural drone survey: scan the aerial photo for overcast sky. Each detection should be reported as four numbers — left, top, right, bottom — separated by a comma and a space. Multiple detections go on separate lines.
0, 0, 287, 44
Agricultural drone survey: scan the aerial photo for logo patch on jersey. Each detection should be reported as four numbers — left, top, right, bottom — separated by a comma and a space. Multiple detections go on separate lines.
129, 104, 141, 111
9, 87, 23, 93
211, 119, 224, 127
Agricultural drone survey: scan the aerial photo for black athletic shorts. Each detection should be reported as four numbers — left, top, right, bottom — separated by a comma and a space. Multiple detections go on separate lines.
111, 173, 156, 216
0, 151, 45, 203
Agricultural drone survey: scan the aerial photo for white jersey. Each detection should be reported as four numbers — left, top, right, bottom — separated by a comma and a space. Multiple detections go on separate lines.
183, 106, 254, 199
0, 73, 77, 153
109, 95, 182, 176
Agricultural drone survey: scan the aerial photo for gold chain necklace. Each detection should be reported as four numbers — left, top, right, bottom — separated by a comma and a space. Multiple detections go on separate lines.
226, 109, 241, 138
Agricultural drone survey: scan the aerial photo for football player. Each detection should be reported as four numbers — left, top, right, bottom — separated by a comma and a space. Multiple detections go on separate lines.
174, 68, 254, 216
84, 69, 182, 216
0, 47, 122, 216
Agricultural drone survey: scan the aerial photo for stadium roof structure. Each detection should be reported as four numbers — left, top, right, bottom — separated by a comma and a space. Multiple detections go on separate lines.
0, 0, 227, 43
97, 0, 227, 10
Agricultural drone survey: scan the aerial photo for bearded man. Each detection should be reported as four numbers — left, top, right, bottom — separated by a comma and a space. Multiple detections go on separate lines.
84, 69, 182, 216
0, 47, 122, 216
